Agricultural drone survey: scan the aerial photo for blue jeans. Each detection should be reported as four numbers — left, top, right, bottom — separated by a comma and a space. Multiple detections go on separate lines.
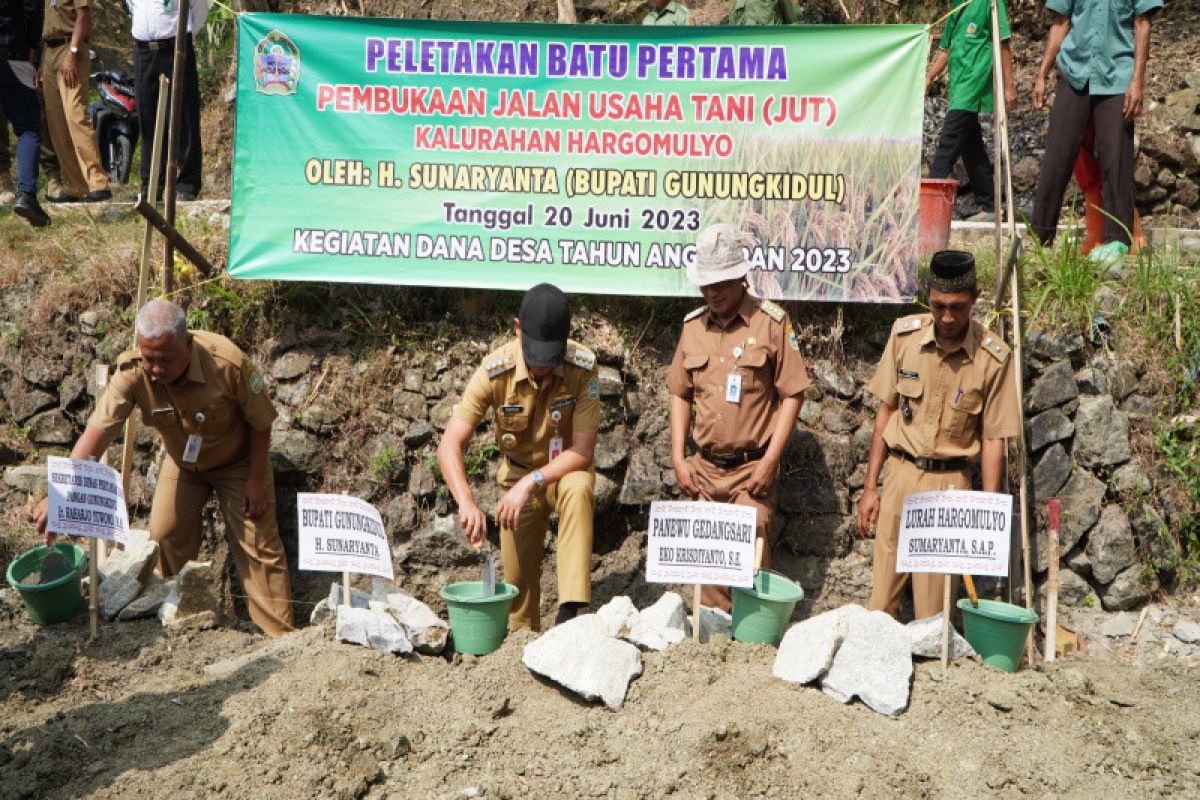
0, 60, 41, 195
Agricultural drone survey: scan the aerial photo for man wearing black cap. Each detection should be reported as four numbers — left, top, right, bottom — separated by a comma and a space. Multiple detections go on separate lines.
856, 250, 1019, 620
438, 283, 600, 631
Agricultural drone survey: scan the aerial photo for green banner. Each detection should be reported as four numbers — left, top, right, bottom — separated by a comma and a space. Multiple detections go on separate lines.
230, 15, 927, 303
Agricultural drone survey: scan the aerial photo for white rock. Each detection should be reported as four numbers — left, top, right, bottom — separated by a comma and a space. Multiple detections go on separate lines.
626, 592, 690, 651
328, 582, 372, 609
336, 606, 413, 654
907, 613, 978, 660
698, 606, 732, 643
774, 605, 869, 685
370, 578, 449, 654
1172, 619, 1200, 644
596, 596, 639, 637
522, 614, 642, 709
97, 534, 159, 620
821, 610, 913, 716
117, 573, 172, 621
158, 561, 219, 630
1101, 612, 1136, 638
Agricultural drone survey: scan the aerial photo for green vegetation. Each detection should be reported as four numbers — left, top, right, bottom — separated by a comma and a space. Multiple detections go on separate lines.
465, 443, 501, 479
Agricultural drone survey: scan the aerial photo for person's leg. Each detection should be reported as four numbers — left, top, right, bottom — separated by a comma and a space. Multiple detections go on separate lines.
0, 106, 13, 203
959, 112, 996, 213
1031, 75, 1092, 245
134, 44, 161, 194
59, 49, 109, 195
177, 36, 203, 197
42, 47, 89, 198
909, 466, 972, 620
209, 459, 294, 637
499, 487, 551, 631
868, 456, 912, 618
148, 457, 211, 576
0, 61, 49, 225
693, 457, 776, 612
1091, 93, 1135, 247
548, 470, 595, 608
928, 109, 969, 180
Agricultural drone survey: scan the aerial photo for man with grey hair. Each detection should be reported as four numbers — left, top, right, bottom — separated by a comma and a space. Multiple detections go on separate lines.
667, 224, 810, 612
35, 299, 294, 637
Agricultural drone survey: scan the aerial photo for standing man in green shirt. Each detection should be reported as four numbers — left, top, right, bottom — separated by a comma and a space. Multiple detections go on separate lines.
729, 0, 799, 26
643, 0, 691, 26
925, 0, 1015, 222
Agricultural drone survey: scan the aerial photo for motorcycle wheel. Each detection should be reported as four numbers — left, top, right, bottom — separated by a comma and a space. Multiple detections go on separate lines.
111, 133, 134, 185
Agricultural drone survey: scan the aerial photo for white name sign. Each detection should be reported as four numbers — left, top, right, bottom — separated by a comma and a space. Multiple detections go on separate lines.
45, 456, 129, 544
297, 493, 394, 580
897, 490, 1012, 576
646, 501, 756, 588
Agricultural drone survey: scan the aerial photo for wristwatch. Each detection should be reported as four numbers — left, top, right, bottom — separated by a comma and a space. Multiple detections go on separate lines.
68, 45, 79, 55
531, 469, 546, 487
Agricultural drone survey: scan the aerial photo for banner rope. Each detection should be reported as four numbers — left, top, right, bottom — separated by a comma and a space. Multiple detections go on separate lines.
209, 0, 239, 15
157, 272, 228, 299
930, 0, 977, 30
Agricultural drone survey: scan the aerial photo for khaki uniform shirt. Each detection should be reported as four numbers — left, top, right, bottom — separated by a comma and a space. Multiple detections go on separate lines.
43, 0, 88, 40
88, 330, 277, 472
867, 314, 1019, 461
667, 294, 811, 454
453, 339, 601, 485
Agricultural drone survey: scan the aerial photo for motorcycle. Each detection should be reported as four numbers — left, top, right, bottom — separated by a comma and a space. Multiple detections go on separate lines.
87, 60, 139, 185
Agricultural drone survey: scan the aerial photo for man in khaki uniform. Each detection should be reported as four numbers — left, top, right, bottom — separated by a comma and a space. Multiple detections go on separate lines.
37, 0, 109, 201
668, 224, 810, 612
35, 299, 293, 637
438, 283, 600, 631
857, 251, 1019, 619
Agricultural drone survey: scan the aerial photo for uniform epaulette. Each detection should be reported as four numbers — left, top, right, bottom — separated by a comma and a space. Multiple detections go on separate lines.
980, 332, 1010, 362
759, 300, 786, 323
894, 315, 926, 335
484, 354, 515, 378
683, 306, 706, 322
568, 345, 596, 371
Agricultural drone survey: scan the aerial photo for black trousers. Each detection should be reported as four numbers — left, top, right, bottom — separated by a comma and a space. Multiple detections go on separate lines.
1032, 74, 1134, 247
134, 35, 202, 197
929, 109, 995, 213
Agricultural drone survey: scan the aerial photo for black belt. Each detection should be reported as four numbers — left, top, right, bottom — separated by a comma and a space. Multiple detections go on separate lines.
505, 456, 531, 471
43, 37, 70, 48
889, 448, 970, 473
136, 36, 179, 51
699, 443, 769, 469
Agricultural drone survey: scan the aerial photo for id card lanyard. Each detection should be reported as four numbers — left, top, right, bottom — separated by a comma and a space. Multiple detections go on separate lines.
182, 411, 205, 463
725, 341, 746, 404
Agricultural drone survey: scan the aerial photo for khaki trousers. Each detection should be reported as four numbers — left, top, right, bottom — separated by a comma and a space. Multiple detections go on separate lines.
150, 456, 294, 637
692, 454, 776, 613
869, 454, 971, 620
501, 470, 594, 632
41, 45, 108, 196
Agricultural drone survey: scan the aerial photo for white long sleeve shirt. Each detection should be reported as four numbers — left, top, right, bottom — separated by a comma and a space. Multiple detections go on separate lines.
127, 0, 209, 42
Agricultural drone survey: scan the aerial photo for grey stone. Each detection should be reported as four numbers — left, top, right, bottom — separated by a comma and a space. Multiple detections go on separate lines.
773, 604, 867, 685
597, 366, 624, 398
594, 472, 619, 511
1100, 566, 1157, 612
522, 615, 643, 710
1120, 394, 1156, 419
403, 421, 434, 450
296, 402, 344, 435
117, 572, 172, 620
821, 406, 857, 435
159, 561, 220, 629
1093, 285, 1122, 316
1100, 612, 1135, 637
98, 533, 159, 620
1172, 620, 1200, 644
382, 493, 419, 537
812, 360, 857, 399
271, 351, 315, 381
1111, 463, 1152, 495
4, 465, 46, 494
1106, 360, 1138, 402
272, 375, 311, 407
1026, 361, 1079, 414
4, 383, 56, 423
1130, 502, 1175, 568
1039, 469, 1107, 571
798, 399, 822, 427
698, 606, 732, 644
0, 442, 21, 466
1036, 569, 1097, 610
1087, 506, 1136, 585
79, 309, 102, 335
1074, 396, 1131, 467
399, 515, 479, 569
27, 410, 74, 445
852, 423, 875, 463
626, 592, 689, 651
18, 354, 67, 388
596, 596, 639, 637
393, 391, 426, 420
429, 398, 458, 430
370, 578, 449, 654
1027, 330, 1084, 361
907, 613, 977, 660
1032, 444, 1072, 503
400, 369, 423, 392
271, 430, 322, 475
820, 609, 912, 716
618, 449, 662, 506
594, 431, 629, 471
407, 461, 438, 499
1065, 546, 1091, 575
336, 606, 413, 654
1026, 408, 1074, 452
1075, 364, 1109, 396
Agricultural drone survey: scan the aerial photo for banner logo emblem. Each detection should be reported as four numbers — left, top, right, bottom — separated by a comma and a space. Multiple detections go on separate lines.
254, 30, 301, 96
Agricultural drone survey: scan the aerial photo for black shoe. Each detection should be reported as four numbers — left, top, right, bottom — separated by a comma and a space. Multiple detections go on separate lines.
45, 191, 84, 203
85, 189, 112, 202
554, 602, 588, 626
14, 192, 50, 227
178, 189, 198, 201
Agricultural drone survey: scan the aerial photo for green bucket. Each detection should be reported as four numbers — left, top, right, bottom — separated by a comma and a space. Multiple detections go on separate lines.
440, 581, 519, 655
731, 570, 804, 646
6, 542, 88, 625
957, 598, 1039, 673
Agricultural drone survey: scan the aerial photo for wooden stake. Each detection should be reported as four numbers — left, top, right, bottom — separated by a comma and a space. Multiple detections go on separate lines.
692, 584, 701, 642
754, 536, 764, 573
89, 365, 112, 640
940, 574, 951, 671
343, 571, 352, 607
1046, 499, 1061, 662
162, 0, 193, 294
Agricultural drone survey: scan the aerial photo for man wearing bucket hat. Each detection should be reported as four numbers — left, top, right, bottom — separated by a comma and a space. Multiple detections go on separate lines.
856, 250, 1019, 620
438, 283, 600, 631
667, 223, 810, 613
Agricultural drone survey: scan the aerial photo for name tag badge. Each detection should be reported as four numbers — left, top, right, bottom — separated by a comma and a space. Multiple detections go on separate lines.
548, 436, 564, 461
182, 434, 203, 464
725, 373, 742, 404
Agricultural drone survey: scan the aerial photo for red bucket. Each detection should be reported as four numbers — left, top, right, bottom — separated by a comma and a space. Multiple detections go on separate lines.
918, 178, 958, 256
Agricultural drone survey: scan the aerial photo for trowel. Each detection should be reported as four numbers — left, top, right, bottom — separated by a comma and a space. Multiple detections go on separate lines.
481, 548, 496, 597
